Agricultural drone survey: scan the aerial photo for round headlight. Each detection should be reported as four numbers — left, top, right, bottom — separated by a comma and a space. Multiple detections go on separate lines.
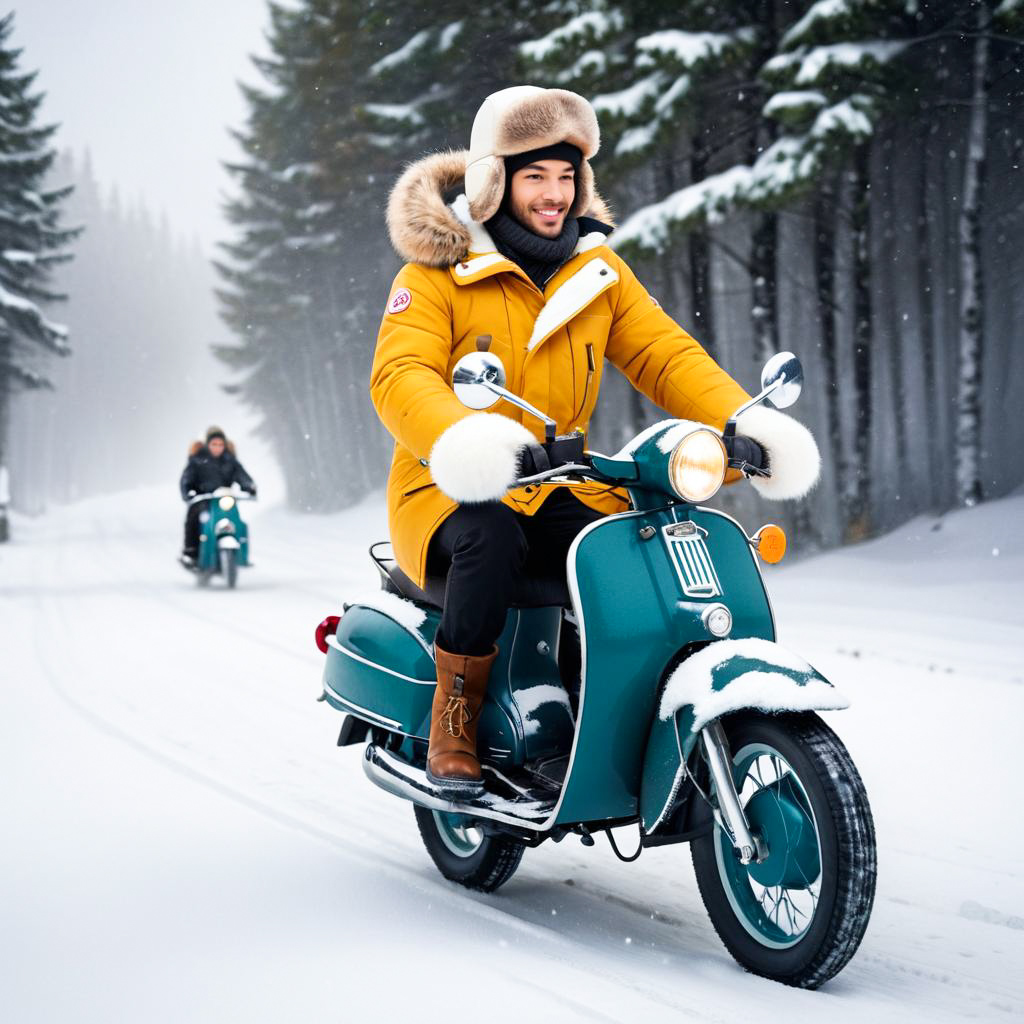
668, 429, 727, 503
218, 496, 236, 511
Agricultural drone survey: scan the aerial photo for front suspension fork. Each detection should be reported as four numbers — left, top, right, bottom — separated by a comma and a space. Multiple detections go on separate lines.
700, 720, 762, 865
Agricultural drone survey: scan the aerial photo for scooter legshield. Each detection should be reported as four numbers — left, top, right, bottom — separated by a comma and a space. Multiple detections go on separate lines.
555, 504, 776, 828
199, 502, 249, 569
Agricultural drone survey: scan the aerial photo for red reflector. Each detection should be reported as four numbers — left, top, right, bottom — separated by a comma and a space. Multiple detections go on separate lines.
315, 615, 341, 654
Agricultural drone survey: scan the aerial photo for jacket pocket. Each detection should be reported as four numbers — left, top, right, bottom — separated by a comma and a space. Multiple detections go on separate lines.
402, 481, 437, 498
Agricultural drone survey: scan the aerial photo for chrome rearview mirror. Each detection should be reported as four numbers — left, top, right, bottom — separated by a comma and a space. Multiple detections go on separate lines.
724, 351, 804, 437
760, 351, 803, 409
452, 352, 507, 410
451, 352, 557, 440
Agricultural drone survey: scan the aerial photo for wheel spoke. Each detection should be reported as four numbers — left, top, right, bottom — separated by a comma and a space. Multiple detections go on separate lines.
716, 739, 825, 947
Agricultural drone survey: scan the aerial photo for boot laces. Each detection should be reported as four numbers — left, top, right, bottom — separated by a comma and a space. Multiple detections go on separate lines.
440, 695, 472, 739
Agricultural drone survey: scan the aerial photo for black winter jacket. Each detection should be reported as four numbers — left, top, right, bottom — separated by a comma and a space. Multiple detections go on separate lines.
180, 445, 256, 500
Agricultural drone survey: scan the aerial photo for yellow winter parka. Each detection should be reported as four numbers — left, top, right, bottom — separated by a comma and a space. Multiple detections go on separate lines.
370, 152, 750, 587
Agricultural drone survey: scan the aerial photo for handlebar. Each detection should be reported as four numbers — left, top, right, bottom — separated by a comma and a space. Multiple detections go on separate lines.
187, 490, 257, 507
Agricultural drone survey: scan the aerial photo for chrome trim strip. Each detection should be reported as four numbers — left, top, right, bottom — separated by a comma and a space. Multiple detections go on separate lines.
326, 633, 435, 685
321, 680, 404, 731
506, 610, 526, 747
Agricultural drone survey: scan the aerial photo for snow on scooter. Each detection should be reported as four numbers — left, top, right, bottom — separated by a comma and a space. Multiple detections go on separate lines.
314, 352, 876, 989
184, 486, 254, 588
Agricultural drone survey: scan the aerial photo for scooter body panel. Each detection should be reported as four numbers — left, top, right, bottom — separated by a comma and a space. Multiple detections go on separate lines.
554, 503, 775, 827
322, 603, 573, 764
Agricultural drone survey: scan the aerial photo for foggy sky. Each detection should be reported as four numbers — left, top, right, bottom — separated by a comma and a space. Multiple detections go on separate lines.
12, 1, 279, 253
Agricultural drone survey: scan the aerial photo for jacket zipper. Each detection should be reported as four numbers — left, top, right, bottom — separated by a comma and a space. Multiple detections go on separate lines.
579, 342, 596, 417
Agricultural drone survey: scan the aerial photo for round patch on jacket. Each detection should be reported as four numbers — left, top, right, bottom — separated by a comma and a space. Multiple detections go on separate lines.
387, 288, 412, 314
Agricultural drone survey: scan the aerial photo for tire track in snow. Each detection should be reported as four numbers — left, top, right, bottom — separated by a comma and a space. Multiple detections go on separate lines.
28, 513, 738, 1023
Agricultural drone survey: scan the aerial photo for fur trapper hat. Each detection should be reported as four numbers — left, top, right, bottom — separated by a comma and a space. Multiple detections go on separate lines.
464, 86, 600, 223
206, 425, 226, 444
386, 150, 612, 267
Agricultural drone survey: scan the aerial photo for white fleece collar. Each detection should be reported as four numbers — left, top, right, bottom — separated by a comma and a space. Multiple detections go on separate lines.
527, 256, 619, 351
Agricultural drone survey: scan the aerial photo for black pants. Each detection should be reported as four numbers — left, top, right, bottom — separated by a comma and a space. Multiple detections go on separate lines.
426, 489, 603, 656
183, 500, 208, 555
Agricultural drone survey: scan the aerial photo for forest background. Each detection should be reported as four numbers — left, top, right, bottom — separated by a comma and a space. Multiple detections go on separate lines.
5, 0, 1024, 552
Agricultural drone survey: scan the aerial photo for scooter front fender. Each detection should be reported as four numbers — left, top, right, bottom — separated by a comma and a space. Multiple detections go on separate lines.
640, 638, 849, 835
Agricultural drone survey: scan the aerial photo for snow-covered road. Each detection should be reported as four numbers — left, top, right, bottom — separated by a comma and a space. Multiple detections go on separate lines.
3, 488, 1022, 1022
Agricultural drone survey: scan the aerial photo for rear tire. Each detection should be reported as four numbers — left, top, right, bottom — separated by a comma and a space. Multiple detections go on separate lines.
220, 548, 238, 588
414, 805, 524, 892
691, 711, 876, 989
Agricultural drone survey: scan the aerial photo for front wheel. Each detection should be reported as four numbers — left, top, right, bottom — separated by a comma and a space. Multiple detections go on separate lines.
413, 805, 524, 892
691, 711, 876, 989
219, 547, 238, 588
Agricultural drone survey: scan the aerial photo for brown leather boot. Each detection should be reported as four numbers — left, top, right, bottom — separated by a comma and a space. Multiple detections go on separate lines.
426, 641, 498, 796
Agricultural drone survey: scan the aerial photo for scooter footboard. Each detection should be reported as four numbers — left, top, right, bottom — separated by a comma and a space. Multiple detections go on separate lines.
640, 638, 849, 835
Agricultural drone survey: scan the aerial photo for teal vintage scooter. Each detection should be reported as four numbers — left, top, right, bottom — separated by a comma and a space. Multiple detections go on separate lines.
314, 352, 876, 989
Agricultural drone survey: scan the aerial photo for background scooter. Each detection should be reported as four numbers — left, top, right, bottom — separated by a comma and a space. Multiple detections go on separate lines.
185, 486, 254, 588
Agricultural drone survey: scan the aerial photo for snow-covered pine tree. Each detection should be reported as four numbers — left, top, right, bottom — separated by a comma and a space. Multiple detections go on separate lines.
0, 12, 75, 534
521, 1, 759, 361
217, 0, 407, 511
357, 1, 541, 183
954, 0, 1024, 506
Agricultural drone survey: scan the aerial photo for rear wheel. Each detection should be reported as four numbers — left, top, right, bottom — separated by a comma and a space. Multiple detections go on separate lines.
414, 805, 524, 892
691, 711, 876, 989
220, 548, 238, 588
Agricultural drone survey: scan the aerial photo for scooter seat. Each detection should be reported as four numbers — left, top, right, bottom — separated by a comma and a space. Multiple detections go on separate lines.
381, 561, 570, 610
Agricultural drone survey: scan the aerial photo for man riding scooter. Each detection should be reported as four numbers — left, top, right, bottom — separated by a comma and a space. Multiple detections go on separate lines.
370, 86, 819, 796
179, 426, 256, 567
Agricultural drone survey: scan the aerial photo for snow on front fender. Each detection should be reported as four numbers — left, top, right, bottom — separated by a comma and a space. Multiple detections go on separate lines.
659, 637, 849, 735
641, 639, 848, 835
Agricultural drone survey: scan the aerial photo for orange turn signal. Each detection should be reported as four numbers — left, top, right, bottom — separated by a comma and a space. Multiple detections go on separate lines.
753, 524, 787, 564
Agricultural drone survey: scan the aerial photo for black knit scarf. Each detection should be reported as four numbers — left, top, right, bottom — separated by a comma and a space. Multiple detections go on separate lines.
485, 210, 581, 292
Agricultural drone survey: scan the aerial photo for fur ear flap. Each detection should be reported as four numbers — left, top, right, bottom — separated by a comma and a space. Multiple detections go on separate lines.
227, 440, 236, 456
467, 159, 506, 223
188, 440, 203, 456
571, 160, 595, 219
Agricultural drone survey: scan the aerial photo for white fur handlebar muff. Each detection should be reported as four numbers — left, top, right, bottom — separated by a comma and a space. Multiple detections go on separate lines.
429, 413, 535, 503
735, 406, 821, 500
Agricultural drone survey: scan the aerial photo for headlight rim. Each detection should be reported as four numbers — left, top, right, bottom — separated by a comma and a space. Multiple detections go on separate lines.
668, 428, 728, 503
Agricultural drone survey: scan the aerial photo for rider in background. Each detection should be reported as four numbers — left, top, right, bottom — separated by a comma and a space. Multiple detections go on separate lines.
179, 426, 256, 567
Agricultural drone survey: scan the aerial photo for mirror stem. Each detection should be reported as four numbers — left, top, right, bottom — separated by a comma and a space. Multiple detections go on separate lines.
729, 377, 784, 426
